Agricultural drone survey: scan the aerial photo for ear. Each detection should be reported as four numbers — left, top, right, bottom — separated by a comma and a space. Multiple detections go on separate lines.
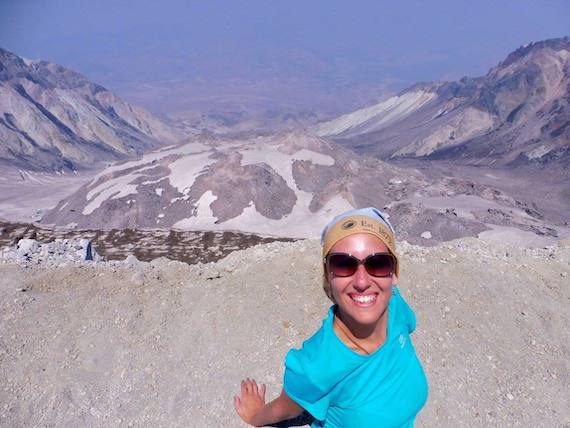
392, 274, 399, 286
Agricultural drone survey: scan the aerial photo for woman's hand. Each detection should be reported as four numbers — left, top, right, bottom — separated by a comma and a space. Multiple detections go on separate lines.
234, 378, 267, 425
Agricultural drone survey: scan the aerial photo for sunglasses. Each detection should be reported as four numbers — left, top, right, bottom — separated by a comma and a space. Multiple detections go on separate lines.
325, 252, 395, 278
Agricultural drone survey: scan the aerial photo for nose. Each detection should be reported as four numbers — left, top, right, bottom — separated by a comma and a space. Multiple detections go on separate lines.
353, 264, 371, 291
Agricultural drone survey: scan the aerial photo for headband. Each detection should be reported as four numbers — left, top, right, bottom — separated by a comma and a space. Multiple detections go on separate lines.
320, 207, 399, 301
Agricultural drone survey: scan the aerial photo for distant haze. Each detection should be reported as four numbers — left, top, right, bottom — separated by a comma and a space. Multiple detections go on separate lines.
1, 0, 569, 116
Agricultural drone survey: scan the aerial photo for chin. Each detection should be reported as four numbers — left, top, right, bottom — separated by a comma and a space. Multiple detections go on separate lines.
339, 294, 390, 326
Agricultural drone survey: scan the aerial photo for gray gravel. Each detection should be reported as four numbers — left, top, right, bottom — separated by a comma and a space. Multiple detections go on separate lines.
0, 238, 569, 427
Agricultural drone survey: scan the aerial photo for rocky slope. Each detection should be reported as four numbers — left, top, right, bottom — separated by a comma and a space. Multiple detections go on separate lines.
0, 221, 292, 265
40, 132, 429, 237
0, 237, 568, 427
37, 130, 567, 245
318, 37, 570, 171
0, 48, 185, 172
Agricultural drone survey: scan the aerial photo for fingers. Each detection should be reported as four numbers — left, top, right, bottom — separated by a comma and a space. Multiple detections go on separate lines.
246, 378, 254, 394
240, 378, 254, 395
259, 383, 266, 400
238, 378, 265, 397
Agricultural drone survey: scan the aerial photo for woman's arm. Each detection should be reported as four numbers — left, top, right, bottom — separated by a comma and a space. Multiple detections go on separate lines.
234, 378, 303, 427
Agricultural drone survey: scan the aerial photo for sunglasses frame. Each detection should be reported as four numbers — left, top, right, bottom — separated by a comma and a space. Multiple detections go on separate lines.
324, 252, 395, 278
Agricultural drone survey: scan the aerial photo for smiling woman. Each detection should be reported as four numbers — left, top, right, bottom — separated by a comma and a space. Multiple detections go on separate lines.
234, 207, 428, 427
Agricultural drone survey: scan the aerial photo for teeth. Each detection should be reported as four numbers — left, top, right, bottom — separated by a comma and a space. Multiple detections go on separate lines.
352, 295, 376, 303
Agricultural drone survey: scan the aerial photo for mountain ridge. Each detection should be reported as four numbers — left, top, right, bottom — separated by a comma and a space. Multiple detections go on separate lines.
0, 48, 186, 172
318, 37, 570, 171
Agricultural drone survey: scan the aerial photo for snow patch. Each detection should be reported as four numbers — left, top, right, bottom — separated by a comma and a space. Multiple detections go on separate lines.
239, 146, 334, 193
526, 145, 552, 159
84, 174, 140, 215
89, 142, 210, 184
83, 142, 212, 215
174, 190, 353, 238
174, 191, 220, 229
291, 149, 335, 166
174, 144, 352, 237
168, 152, 216, 193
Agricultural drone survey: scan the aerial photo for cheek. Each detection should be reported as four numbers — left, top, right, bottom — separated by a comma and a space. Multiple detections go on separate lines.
380, 278, 395, 291
329, 276, 349, 297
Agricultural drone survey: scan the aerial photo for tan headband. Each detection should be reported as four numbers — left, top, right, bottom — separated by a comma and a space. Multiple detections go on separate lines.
322, 215, 397, 258
321, 215, 399, 301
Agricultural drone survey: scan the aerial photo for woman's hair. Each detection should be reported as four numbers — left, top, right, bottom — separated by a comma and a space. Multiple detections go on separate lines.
320, 207, 399, 301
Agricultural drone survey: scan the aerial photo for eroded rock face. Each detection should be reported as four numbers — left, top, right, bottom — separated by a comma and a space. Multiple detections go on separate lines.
0, 48, 185, 172
319, 37, 570, 170
192, 153, 297, 222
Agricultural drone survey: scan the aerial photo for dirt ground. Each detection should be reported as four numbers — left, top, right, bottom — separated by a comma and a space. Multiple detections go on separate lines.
0, 238, 569, 427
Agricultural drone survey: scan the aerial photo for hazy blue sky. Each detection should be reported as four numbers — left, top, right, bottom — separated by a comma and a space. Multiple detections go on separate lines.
1, 0, 569, 115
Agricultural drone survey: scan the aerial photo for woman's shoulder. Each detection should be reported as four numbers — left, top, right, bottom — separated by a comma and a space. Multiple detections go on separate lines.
286, 306, 336, 366
283, 306, 345, 418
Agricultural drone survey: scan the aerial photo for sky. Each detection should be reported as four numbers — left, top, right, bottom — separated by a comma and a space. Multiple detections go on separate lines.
1, 0, 569, 116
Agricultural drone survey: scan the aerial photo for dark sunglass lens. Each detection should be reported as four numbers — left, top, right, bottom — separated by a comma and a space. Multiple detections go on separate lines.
328, 254, 358, 277
365, 254, 394, 277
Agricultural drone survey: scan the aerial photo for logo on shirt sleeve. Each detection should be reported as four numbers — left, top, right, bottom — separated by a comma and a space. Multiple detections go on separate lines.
399, 334, 406, 348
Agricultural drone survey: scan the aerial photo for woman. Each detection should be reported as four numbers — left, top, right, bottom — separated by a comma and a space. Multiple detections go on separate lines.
234, 207, 428, 427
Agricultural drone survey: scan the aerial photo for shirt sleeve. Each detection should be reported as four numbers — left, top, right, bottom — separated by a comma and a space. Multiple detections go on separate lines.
283, 347, 331, 421
406, 303, 417, 334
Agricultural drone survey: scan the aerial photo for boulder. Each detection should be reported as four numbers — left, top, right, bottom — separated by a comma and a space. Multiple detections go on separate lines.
17, 239, 38, 255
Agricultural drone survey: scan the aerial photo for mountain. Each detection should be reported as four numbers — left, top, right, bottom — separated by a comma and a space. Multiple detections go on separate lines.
41, 131, 564, 243
0, 48, 185, 172
317, 37, 570, 170
42, 132, 432, 237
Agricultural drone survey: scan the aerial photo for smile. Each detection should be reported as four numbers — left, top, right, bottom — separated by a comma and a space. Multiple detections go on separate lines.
349, 294, 377, 306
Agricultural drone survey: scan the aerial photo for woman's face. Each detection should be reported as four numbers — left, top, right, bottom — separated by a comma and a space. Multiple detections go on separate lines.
327, 233, 394, 329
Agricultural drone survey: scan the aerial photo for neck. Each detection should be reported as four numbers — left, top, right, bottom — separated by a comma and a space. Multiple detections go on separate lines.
334, 307, 388, 354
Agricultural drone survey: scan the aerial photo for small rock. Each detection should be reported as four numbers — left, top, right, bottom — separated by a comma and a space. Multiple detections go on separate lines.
17, 239, 38, 255
420, 231, 432, 239
124, 255, 139, 265
79, 239, 100, 261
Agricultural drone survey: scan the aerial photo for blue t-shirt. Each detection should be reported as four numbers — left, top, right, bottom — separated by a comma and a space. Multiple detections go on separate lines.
283, 287, 428, 428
